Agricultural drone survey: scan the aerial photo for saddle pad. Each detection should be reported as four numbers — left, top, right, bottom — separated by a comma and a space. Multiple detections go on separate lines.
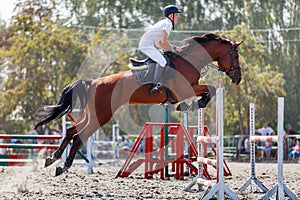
133, 64, 175, 85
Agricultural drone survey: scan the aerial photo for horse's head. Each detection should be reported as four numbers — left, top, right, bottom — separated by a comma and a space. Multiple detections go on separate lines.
182, 33, 242, 85
216, 41, 242, 85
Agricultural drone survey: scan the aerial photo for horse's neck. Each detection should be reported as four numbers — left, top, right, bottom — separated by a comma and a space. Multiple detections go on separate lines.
180, 48, 212, 71
171, 55, 201, 81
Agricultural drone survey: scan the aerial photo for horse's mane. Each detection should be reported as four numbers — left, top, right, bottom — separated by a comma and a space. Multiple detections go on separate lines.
183, 33, 231, 45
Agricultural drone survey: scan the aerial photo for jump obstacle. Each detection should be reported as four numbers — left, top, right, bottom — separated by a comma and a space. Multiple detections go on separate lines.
238, 98, 298, 200
184, 106, 232, 193
185, 86, 240, 200
0, 113, 89, 168
116, 99, 232, 181
86, 123, 121, 174
116, 122, 198, 180
0, 111, 120, 171
0, 134, 62, 166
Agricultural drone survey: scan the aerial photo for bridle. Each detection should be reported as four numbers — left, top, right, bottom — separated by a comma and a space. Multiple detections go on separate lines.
180, 42, 241, 77
218, 43, 241, 76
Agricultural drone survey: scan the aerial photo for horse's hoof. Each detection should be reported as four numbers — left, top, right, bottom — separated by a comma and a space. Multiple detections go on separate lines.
55, 165, 70, 176
45, 156, 59, 168
45, 158, 53, 168
198, 94, 211, 108
198, 100, 207, 108
176, 102, 189, 111
55, 167, 64, 176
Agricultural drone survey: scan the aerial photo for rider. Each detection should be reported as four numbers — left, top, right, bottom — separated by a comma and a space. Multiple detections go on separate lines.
139, 5, 183, 94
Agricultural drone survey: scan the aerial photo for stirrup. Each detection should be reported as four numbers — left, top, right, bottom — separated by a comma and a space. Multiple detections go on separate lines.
150, 83, 162, 94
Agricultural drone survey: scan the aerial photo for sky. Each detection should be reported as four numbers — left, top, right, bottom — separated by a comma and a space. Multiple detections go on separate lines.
0, 0, 17, 22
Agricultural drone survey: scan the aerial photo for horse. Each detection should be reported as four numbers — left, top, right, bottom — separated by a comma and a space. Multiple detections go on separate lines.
34, 33, 242, 176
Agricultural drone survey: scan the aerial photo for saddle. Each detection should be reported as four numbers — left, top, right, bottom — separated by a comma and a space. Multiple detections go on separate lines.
128, 52, 177, 104
128, 51, 176, 85
129, 53, 173, 68
129, 57, 152, 67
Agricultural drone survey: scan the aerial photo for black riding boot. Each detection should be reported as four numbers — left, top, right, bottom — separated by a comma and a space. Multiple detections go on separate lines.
150, 64, 164, 94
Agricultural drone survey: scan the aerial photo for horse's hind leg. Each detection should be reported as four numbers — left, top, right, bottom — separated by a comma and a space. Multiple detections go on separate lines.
55, 119, 99, 176
45, 113, 88, 167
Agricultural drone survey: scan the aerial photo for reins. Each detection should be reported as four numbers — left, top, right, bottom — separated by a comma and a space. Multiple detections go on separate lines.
179, 47, 221, 77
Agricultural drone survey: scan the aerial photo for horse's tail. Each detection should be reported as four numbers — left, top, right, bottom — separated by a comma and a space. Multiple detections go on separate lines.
34, 79, 92, 129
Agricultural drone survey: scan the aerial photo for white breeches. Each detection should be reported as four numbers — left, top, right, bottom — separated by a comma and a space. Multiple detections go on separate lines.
139, 46, 167, 67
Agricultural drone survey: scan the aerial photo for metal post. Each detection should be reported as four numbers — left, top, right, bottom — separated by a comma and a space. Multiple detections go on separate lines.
164, 103, 169, 178
198, 108, 204, 191
87, 137, 93, 174
202, 85, 240, 200
261, 97, 298, 200
113, 124, 120, 165
238, 103, 268, 193
61, 115, 68, 163
184, 107, 204, 191
183, 111, 190, 175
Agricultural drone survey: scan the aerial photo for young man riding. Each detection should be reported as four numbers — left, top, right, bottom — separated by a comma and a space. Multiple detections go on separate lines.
139, 5, 183, 94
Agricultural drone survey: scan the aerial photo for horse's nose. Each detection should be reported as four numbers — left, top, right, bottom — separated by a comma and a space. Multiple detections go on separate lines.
236, 77, 241, 85
234, 74, 241, 85
231, 73, 241, 85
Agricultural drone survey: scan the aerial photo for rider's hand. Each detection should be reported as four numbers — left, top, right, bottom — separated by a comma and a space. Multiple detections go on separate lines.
175, 46, 183, 53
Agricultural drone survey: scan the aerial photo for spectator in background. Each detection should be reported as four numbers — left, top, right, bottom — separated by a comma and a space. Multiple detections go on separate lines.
117, 136, 124, 147
285, 123, 297, 153
244, 137, 250, 154
122, 136, 134, 152
138, 138, 145, 154
289, 138, 300, 159
117, 136, 123, 151
0, 138, 5, 154
256, 123, 275, 159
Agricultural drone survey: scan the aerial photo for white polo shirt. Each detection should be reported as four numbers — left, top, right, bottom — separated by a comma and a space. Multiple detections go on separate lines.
139, 18, 173, 47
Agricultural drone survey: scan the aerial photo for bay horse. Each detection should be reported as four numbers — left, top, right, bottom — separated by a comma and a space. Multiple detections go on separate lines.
34, 33, 242, 176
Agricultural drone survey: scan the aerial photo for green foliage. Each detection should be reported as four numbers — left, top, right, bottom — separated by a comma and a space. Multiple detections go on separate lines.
222, 25, 285, 134
77, 28, 134, 79
0, 1, 87, 132
0, 120, 30, 135
59, 0, 177, 28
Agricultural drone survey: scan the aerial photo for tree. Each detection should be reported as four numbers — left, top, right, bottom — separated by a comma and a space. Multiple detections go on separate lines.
0, 0, 88, 132
57, 0, 176, 28
77, 28, 134, 79
222, 25, 285, 135
243, 0, 300, 130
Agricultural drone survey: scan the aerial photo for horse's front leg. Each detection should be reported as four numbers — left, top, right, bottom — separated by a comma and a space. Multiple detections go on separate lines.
176, 84, 216, 111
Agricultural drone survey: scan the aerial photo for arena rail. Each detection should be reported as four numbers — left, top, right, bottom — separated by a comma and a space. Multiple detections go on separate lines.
0, 134, 62, 166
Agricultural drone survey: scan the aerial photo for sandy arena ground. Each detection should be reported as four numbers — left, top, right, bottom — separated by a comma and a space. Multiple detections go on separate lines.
0, 159, 299, 200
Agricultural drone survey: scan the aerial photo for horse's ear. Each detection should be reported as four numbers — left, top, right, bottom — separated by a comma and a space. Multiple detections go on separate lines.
233, 41, 243, 48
